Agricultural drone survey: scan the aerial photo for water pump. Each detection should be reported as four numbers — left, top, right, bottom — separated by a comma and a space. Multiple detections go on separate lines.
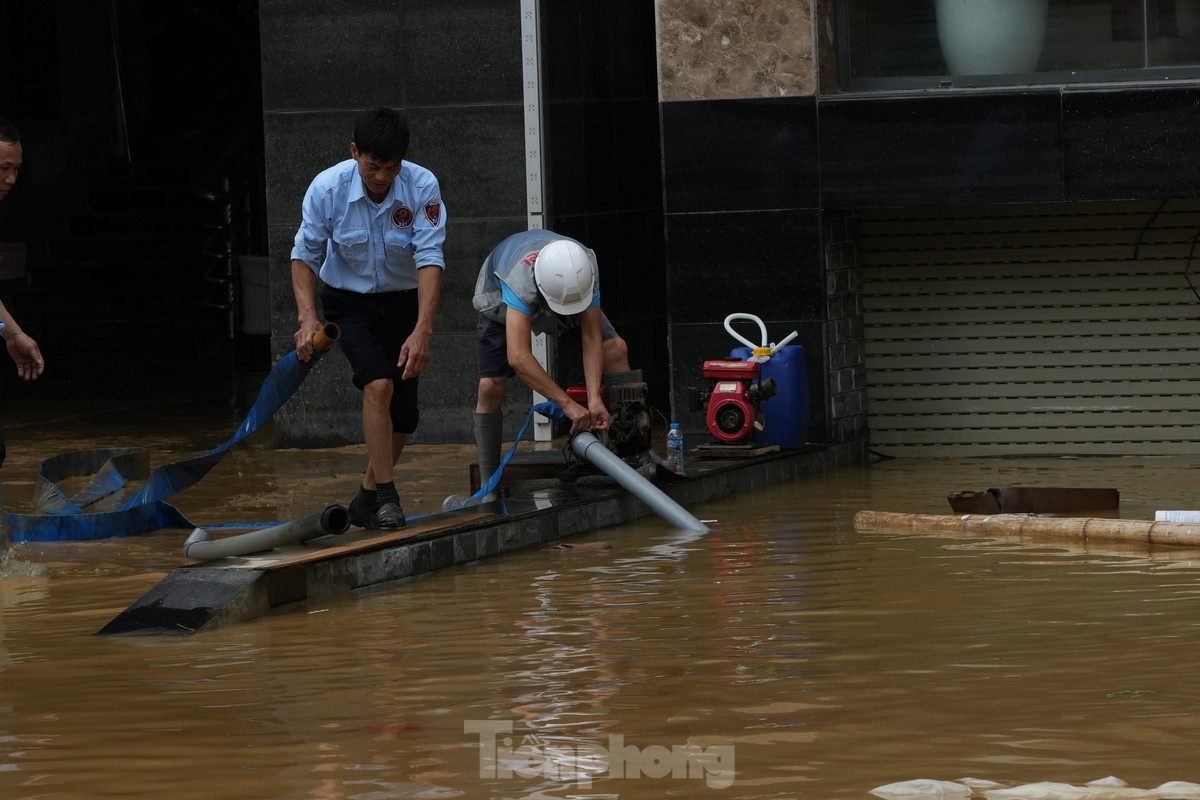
564, 371, 653, 460
694, 313, 796, 448
700, 358, 777, 445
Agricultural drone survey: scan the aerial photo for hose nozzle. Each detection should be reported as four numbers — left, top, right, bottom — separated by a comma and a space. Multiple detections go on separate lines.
313, 323, 340, 353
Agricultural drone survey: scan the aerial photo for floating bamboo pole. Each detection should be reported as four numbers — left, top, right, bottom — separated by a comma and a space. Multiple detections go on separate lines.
853, 510, 1200, 548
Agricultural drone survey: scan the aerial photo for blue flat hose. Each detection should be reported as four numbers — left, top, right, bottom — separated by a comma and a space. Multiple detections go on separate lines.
5, 326, 340, 542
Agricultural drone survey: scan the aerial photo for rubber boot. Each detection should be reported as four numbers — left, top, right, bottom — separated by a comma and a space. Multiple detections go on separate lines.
473, 411, 504, 503
444, 410, 506, 511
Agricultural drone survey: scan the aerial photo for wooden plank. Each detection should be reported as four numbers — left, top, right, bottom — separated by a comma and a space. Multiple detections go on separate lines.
947, 487, 1120, 514
220, 512, 495, 571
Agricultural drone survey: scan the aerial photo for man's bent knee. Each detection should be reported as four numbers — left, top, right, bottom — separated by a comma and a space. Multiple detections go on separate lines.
603, 336, 630, 374
477, 376, 507, 413
363, 377, 394, 404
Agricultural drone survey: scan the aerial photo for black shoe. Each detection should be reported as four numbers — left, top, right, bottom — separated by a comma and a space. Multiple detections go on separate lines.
368, 501, 406, 530
348, 490, 375, 528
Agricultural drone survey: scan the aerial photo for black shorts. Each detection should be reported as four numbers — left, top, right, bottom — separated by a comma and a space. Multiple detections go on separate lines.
477, 311, 618, 378
320, 285, 420, 434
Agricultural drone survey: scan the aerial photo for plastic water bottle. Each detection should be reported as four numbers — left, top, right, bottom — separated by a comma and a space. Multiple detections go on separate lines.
665, 422, 685, 473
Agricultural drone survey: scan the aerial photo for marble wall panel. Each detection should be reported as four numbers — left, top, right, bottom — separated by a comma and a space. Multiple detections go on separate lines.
656, 0, 817, 101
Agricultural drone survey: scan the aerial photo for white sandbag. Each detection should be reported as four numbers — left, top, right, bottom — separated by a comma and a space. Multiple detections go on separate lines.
871, 778, 973, 799
1081, 789, 1159, 799
985, 783, 1089, 800
961, 778, 1005, 790
1150, 782, 1200, 799
986, 784, 1154, 800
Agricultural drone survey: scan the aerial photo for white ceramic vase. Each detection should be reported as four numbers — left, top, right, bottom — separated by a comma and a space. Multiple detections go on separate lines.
935, 0, 1049, 76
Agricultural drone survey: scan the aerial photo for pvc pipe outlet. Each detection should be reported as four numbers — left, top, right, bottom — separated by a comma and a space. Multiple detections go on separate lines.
570, 431, 709, 532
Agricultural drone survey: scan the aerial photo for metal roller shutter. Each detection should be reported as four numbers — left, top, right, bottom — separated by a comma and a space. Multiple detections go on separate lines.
860, 200, 1200, 457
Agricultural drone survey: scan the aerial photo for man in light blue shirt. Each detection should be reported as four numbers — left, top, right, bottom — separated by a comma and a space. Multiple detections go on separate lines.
290, 108, 445, 530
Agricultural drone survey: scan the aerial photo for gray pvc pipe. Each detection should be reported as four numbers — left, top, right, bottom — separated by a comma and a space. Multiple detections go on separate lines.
570, 432, 709, 532
183, 504, 351, 562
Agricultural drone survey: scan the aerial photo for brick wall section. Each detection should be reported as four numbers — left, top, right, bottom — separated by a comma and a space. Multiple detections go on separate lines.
823, 211, 869, 451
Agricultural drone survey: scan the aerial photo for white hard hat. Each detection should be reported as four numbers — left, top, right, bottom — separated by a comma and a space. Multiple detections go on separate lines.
533, 240, 596, 316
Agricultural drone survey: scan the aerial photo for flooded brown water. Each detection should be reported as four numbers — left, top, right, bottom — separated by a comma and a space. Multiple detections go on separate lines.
2, 380, 1200, 798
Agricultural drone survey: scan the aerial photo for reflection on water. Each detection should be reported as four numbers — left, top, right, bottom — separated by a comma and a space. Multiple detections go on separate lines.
2, 390, 1200, 799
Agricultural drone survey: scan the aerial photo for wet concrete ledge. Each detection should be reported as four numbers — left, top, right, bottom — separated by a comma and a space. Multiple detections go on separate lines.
99, 441, 865, 637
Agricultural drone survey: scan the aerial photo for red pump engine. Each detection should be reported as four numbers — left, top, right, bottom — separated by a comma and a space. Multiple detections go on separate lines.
700, 359, 777, 445
564, 377, 653, 458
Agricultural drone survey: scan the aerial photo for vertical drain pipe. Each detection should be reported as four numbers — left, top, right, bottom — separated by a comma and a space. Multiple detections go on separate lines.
520, 0, 555, 444
570, 432, 709, 532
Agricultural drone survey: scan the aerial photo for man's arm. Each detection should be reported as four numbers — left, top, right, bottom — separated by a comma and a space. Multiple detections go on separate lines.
291, 259, 323, 362
290, 179, 332, 362
505, 307, 601, 434
0, 300, 43, 380
578, 306, 610, 430
398, 264, 443, 380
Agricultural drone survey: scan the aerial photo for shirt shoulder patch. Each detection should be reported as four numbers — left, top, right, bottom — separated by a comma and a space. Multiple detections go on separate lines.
423, 199, 442, 227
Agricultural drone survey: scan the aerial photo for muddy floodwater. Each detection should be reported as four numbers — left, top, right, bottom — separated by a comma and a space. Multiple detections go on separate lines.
1, 378, 1199, 799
